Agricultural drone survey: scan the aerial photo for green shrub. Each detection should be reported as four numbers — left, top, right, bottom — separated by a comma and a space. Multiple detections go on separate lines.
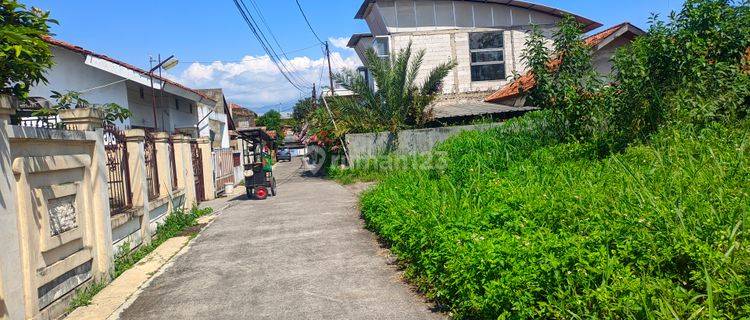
360, 112, 750, 319
524, 0, 750, 153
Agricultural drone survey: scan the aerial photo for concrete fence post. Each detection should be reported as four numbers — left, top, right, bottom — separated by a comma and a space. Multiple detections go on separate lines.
0, 95, 27, 320
197, 138, 215, 201
58, 108, 105, 131
59, 107, 115, 280
124, 129, 152, 245
172, 135, 197, 208
152, 132, 173, 211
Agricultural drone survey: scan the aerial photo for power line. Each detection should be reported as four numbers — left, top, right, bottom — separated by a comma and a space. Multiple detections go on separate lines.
180, 43, 323, 64
295, 0, 325, 44
232, 0, 311, 92
237, 0, 312, 89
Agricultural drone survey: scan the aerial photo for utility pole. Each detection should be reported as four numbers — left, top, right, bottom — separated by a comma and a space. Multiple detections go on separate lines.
325, 41, 335, 96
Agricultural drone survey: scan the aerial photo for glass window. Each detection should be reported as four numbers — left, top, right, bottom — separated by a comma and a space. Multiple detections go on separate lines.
373, 37, 390, 60
435, 1, 454, 26
454, 2, 473, 27
396, 0, 416, 28
378, 1, 397, 27
469, 32, 505, 81
493, 6, 512, 26
473, 3, 493, 27
415, 1, 435, 27
471, 65, 505, 82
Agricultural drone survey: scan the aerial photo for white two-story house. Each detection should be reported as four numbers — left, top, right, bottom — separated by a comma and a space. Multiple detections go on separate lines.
347, 0, 603, 122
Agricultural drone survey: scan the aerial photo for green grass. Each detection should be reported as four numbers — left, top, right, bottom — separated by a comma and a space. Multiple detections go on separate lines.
66, 281, 106, 312
66, 206, 213, 311
356, 112, 750, 319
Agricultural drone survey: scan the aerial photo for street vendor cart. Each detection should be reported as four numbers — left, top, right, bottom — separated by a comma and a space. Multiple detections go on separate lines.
237, 127, 277, 200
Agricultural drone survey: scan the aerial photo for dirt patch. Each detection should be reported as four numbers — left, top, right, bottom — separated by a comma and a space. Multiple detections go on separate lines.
178, 223, 207, 237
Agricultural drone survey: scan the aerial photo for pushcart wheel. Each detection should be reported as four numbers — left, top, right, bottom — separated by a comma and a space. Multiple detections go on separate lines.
255, 186, 268, 200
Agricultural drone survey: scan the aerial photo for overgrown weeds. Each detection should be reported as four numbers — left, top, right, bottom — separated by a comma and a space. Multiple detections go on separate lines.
359, 113, 750, 318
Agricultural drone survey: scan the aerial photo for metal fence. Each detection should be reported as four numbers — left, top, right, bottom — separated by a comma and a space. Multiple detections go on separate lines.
144, 132, 160, 201
10, 110, 68, 129
103, 125, 132, 215
213, 148, 235, 196
191, 142, 205, 202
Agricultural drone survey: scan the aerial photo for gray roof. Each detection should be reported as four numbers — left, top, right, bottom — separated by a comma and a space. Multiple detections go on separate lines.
347, 33, 373, 48
431, 100, 537, 119
355, 0, 602, 32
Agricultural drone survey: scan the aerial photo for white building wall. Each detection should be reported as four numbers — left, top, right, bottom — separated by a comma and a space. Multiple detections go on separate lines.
29, 46, 130, 125
30, 46, 203, 131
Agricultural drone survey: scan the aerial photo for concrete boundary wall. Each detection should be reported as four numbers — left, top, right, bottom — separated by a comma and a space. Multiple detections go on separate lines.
345, 123, 503, 162
0, 103, 217, 320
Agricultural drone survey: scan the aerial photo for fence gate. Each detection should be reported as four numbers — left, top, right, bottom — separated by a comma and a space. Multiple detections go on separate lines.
213, 148, 235, 197
191, 141, 205, 202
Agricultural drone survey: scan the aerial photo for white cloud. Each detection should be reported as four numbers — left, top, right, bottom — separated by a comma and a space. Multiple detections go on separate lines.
328, 37, 353, 51
173, 50, 361, 113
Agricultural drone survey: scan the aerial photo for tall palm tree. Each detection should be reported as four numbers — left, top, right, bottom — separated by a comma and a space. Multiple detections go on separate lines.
333, 43, 455, 134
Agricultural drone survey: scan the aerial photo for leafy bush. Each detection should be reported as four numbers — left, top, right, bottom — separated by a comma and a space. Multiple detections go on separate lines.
0, 0, 55, 98
524, 0, 750, 152
360, 112, 750, 318
605, 0, 750, 151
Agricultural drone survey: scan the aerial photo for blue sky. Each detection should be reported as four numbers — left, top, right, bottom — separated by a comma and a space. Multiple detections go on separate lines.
25, 0, 684, 114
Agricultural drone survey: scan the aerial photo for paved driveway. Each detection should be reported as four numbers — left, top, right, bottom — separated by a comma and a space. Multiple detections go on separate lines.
119, 159, 444, 320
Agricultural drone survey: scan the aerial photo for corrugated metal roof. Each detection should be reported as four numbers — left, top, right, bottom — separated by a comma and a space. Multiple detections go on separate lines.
355, 0, 602, 32
432, 100, 537, 119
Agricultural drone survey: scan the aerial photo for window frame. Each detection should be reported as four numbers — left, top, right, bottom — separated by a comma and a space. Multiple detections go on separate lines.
468, 31, 507, 82
372, 36, 390, 60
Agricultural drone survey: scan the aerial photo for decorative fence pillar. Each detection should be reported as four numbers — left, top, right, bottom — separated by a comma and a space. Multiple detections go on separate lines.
58, 108, 114, 280
197, 138, 216, 201
3, 105, 114, 319
58, 108, 105, 131
172, 135, 197, 207
0, 95, 27, 320
124, 129, 152, 245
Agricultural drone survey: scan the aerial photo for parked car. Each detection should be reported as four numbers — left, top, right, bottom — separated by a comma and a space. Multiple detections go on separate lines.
277, 148, 292, 162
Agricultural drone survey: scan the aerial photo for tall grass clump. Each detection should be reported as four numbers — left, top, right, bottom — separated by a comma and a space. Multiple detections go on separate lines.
353, 1, 750, 317
361, 114, 750, 318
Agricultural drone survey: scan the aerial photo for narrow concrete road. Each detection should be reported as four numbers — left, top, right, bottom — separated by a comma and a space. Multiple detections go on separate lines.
119, 160, 444, 320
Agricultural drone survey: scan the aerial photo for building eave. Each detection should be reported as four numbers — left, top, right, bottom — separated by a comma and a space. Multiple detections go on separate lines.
355, 0, 602, 32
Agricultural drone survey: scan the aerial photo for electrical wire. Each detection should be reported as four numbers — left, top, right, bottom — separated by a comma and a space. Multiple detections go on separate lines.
232, 0, 311, 92
242, 0, 314, 87
294, 0, 325, 44
180, 43, 322, 64
239, 0, 311, 89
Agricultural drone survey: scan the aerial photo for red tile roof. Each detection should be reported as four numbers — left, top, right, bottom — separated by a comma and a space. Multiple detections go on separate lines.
485, 23, 642, 104
42, 36, 215, 103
